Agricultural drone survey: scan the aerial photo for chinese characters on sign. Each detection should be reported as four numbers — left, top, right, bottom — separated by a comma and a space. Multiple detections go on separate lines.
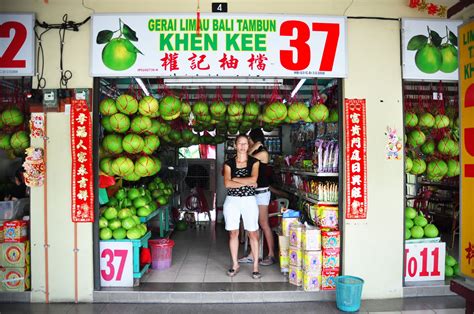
344, 99, 368, 219
71, 100, 94, 223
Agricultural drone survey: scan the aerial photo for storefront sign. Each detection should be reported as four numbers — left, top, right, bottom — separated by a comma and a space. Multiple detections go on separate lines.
402, 18, 462, 81
0, 14, 35, 76
344, 99, 367, 219
90, 14, 347, 78
404, 242, 446, 282
99, 241, 133, 287
459, 20, 474, 279
71, 100, 94, 222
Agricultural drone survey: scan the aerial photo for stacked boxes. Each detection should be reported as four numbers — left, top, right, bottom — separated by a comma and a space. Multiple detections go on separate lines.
321, 230, 340, 290
302, 225, 322, 291
1, 220, 30, 291
288, 223, 303, 286
278, 235, 290, 273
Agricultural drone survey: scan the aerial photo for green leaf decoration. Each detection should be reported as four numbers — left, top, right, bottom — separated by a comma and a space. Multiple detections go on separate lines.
449, 31, 458, 47
123, 40, 144, 56
96, 30, 113, 44
430, 30, 442, 47
407, 35, 428, 50
122, 23, 138, 42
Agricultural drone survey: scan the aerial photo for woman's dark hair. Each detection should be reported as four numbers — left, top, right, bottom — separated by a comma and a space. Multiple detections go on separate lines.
235, 134, 249, 144
248, 128, 265, 144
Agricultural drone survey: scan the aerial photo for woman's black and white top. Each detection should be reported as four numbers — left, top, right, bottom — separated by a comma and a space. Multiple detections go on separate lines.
225, 156, 259, 197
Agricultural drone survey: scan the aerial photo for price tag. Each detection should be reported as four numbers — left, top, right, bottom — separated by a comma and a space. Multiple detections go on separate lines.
404, 242, 445, 282
0, 14, 35, 76
100, 241, 133, 287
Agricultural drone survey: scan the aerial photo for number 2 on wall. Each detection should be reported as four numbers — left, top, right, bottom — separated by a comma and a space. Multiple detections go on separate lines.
279, 21, 339, 72
0, 21, 27, 68
100, 249, 128, 281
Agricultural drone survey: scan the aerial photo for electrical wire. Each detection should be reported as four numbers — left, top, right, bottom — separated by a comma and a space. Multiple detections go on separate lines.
34, 26, 52, 89
81, 0, 95, 13
59, 15, 73, 89
343, 0, 355, 16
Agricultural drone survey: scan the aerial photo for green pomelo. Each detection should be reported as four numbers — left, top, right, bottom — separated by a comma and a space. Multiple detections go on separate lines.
109, 113, 130, 133
145, 119, 160, 135
168, 130, 182, 143
123, 172, 141, 182
309, 103, 329, 122
414, 214, 428, 227
131, 115, 152, 134
99, 98, 117, 116
116, 94, 138, 115
421, 139, 435, 155
210, 101, 226, 117
424, 224, 439, 238
445, 255, 456, 267
126, 227, 142, 240
427, 159, 448, 178
405, 218, 414, 229
100, 157, 114, 175
102, 134, 123, 155
264, 102, 287, 122
122, 134, 145, 154
407, 130, 426, 147
415, 44, 442, 74
411, 159, 426, 175
243, 115, 257, 122
227, 102, 244, 117
134, 156, 157, 177
418, 113, 435, 128
180, 102, 191, 116
196, 114, 212, 122
138, 96, 159, 116
111, 156, 135, 176
434, 114, 450, 129
181, 129, 194, 142
0, 134, 12, 150
117, 208, 132, 220
327, 109, 339, 123
405, 157, 413, 173
439, 44, 458, 73
437, 137, 458, 156
151, 157, 161, 175
410, 225, 424, 239
405, 112, 418, 127
288, 102, 309, 121
156, 123, 171, 137
192, 101, 209, 117
99, 217, 108, 228
405, 227, 411, 240
446, 159, 460, 177
1, 108, 24, 126
160, 96, 182, 118
245, 102, 260, 116
142, 135, 160, 155
99, 228, 113, 240
101, 116, 114, 133
122, 217, 136, 230
113, 227, 127, 240
405, 207, 417, 219
10, 131, 29, 150
445, 265, 454, 277
453, 264, 460, 276
103, 207, 118, 220
228, 115, 243, 123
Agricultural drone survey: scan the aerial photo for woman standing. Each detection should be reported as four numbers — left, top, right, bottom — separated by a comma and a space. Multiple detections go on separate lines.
239, 128, 275, 266
223, 134, 261, 279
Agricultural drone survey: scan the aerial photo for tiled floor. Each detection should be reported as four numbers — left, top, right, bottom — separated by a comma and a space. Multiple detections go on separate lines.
142, 222, 287, 283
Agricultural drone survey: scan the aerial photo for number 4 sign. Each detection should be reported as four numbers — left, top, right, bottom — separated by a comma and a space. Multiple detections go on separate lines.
100, 241, 133, 287
0, 14, 35, 76
405, 242, 446, 282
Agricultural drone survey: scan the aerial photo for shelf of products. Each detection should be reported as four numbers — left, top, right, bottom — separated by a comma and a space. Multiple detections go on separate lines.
279, 168, 339, 177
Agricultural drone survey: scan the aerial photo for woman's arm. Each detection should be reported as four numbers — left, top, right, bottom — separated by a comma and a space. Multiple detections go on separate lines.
253, 150, 269, 164
232, 160, 260, 186
224, 164, 245, 188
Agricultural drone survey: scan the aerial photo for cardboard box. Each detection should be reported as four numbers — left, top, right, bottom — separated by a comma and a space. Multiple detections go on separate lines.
4, 220, 28, 243
282, 217, 299, 237
322, 248, 340, 270
289, 224, 303, 248
289, 246, 303, 267
322, 230, 340, 249
317, 205, 338, 230
0, 242, 30, 267
289, 266, 303, 286
303, 250, 322, 272
302, 226, 321, 251
278, 235, 289, 252
0, 266, 30, 292
322, 268, 339, 291
279, 254, 289, 272
303, 271, 321, 291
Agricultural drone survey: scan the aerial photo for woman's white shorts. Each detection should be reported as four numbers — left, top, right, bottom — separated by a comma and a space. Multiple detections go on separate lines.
223, 195, 259, 231
255, 190, 271, 206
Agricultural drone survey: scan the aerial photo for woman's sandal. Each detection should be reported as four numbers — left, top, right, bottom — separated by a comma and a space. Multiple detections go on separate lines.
251, 271, 262, 279
227, 267, 240, 277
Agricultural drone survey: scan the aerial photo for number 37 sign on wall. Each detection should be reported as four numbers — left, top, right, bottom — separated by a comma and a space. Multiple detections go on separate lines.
0, 14, 35, 76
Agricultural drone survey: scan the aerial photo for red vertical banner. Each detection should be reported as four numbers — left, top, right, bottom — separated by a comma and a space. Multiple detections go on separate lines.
344, 99, 368, 219
71, 100, 94, 222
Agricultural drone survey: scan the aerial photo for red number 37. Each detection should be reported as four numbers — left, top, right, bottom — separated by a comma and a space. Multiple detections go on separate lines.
0, 21, 27, 68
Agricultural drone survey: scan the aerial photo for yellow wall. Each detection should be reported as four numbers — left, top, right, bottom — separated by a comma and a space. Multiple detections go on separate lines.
0, 0, 455, 302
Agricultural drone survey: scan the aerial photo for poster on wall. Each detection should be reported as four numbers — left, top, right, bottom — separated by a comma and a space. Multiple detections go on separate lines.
0, 13, 35, 76
90, 14, 347, 78
402, 19, 462, 81
344, 99, 368, 219
458, 20, 474, 279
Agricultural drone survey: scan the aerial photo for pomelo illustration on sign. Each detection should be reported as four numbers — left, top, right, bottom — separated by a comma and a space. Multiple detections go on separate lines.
385, 126, 402, 160
96, 19, 143, 71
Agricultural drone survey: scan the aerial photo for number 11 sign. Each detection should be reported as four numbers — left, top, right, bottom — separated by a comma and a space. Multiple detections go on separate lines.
405, 242, 446, 282
100, 241, 133, 287
0, 14, 35, 76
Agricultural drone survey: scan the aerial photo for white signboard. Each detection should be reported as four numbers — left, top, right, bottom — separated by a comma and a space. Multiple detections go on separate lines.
402, 19, 462, 81
0, 14, 35, 76
100, 241, 133, 287
404, 241, 446, 282
91, 14, 347, 78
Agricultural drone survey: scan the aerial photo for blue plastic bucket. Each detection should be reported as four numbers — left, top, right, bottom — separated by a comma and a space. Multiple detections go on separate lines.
336, 276, 364, 312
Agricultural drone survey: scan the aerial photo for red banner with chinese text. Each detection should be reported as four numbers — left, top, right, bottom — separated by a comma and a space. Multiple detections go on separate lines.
344, 99, 368, 219
71, 100, 94, 222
